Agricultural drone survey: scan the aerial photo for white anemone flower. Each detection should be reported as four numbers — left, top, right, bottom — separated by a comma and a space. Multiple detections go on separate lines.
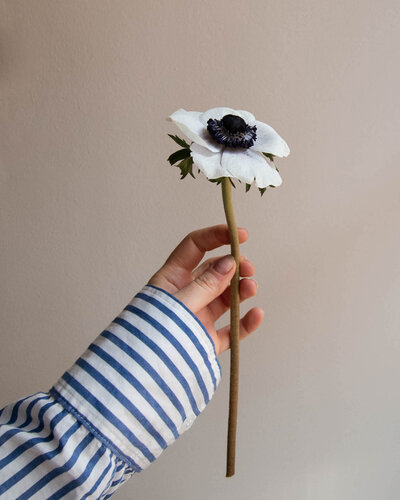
169, 107, 290, 189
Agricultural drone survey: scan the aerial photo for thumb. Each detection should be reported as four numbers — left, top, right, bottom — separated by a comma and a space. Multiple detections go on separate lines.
175, 255, 236, 314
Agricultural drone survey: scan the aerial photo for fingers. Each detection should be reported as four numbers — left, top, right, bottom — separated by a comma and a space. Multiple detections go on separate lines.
165, 225, 248, 273
175, 255, 236, 313
216, 307, 264, 354
205, 256, 256, 320
192, 255, 254, 280
207, 277, 258, 320
237, 257, 255, 278
149, 226, 249, 293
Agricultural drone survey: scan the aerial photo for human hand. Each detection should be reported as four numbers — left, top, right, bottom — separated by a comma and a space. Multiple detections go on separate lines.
148, 225, 264, 355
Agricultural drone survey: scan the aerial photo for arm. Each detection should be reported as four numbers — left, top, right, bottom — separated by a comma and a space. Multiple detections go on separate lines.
0, 225, 263, 499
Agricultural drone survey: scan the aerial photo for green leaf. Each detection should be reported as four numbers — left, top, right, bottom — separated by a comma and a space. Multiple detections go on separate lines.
176, 156, 195, 179
168, 134, 191, 149
208, 177, 224, 185
245, 183, 251, 192
208, 177, 236, 187
259, 187, 267, 196
168, 148, 191, 165
263, 152, 275, 162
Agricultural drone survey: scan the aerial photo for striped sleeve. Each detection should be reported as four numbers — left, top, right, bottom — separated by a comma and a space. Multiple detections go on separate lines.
0, 285, 222, 499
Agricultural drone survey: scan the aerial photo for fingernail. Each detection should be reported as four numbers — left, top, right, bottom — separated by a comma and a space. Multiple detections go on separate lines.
213, 255, 235, 275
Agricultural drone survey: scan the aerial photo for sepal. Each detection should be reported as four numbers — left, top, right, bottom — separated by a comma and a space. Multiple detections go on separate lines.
177, 156, 195, 179
168, 148, 191, 166
208, 177, 236, 188
167, 135, 196, 180
262, 152, 275, 162
168, 134, 191, 149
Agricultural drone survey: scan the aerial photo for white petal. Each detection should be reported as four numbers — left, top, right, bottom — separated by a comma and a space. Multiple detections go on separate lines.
169, 109, 222, 153
221, 148, 268, 184
254, 158, 282, 188
199, 107, 256, 126
251, 120, 290, 157
190, 143, 226, 179
199, 107, 236, 125
220, 149, 282, 187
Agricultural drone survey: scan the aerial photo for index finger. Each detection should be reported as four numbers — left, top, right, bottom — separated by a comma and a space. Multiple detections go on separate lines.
165, 224, 248, 272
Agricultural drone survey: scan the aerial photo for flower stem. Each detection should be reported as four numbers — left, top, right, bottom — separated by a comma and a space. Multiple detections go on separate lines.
221, 177, 240, 478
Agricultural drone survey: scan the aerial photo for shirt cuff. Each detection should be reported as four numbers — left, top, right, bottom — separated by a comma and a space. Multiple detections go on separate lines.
50, 284, 221, 472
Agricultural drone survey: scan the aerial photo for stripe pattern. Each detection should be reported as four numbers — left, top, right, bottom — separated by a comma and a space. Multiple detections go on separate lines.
0, 285, 221, 498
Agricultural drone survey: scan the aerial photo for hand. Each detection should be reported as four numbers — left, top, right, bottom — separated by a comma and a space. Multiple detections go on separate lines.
148, 225, 264, 355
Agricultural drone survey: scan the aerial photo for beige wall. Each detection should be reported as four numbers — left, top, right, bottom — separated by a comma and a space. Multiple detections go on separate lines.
2, 0, 400, 498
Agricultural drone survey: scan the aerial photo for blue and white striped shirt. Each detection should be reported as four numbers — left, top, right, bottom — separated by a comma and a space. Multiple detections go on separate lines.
0, 285, 221, 499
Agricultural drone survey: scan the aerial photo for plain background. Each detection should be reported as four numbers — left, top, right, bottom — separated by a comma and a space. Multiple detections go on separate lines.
1, 1, 400, 498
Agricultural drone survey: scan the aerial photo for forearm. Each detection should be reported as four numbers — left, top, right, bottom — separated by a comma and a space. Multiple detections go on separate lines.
0, 285, 221, 499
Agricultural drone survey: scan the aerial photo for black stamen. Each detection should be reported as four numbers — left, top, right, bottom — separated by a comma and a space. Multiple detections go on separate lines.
207, 114, 257, 149
222, 114, 247, 134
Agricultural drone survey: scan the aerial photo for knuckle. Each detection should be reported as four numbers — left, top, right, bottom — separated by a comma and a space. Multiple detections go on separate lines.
194, 271, 220, 292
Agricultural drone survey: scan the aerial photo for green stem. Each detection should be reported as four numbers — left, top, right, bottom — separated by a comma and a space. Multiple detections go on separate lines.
221, 177, 240, 478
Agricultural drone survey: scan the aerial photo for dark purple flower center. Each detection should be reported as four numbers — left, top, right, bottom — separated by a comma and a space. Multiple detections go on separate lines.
222, 114, 247, 134
207, 114, 257, 148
